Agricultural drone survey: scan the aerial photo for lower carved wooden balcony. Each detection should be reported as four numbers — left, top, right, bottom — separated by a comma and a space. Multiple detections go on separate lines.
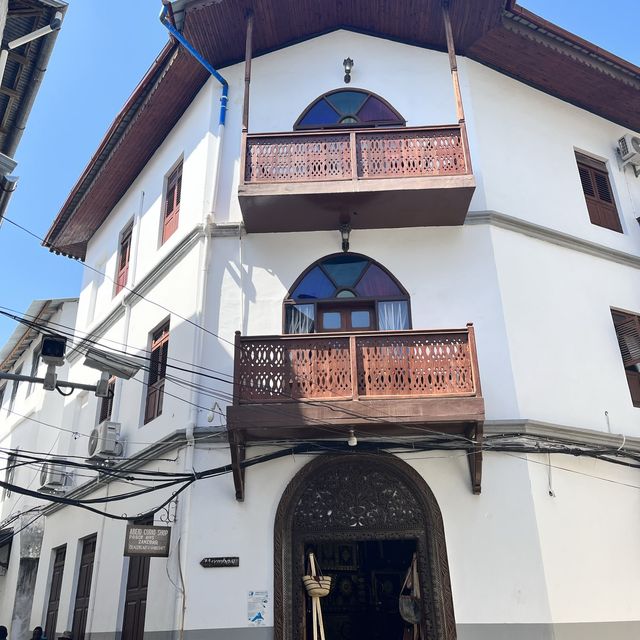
238, 124, 475, 232
227, 326, 484, 499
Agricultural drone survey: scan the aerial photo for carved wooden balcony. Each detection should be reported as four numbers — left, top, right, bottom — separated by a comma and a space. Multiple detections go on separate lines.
227, 326, 484, 499
238, 125, 475, 232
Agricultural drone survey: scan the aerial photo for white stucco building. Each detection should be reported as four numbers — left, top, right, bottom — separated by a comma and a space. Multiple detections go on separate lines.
1, 1, 639, 639
0, 299, 77, 639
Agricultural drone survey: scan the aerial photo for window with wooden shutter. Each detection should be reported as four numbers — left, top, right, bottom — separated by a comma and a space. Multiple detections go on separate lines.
98, 378, 116, 423
611, 310, 640, 407
575, 153, 621, 232
8, 365, 22, 414
115, 225, 133, 295
27, 349, 40, 396
161, 163, 182, 244
144, 322, 170, 423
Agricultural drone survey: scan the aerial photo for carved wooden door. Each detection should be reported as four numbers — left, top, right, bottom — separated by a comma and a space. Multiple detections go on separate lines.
71, 535, 96, 640
44, 545, 66, 640
121, 554, 150, 640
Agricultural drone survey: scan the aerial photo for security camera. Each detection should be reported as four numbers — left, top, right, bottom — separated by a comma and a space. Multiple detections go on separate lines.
40, 335, 67, 367
83, 347, 142, 380
50, 11, 64, 31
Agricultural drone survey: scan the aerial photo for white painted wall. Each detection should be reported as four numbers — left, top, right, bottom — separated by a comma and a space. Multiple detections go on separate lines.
12, 24, 640, 640
462, 58, 640, 252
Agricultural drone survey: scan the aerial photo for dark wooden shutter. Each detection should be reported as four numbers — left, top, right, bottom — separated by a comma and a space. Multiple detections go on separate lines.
145, 323, 170, 423
576, 154, 621, 232
98, 378, 116, 424
116, 226, 133, 295
612, 311, 640, 407
162, 163, 182, 244
614, 316, 640, 367
44, 545, 66, 640
71, 535, 97, 640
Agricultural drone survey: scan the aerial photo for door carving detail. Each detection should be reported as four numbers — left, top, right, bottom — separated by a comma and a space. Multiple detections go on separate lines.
274, 453, 457, 640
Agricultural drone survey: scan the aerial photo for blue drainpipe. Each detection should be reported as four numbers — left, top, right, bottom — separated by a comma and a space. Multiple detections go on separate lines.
159, 2, 229, 126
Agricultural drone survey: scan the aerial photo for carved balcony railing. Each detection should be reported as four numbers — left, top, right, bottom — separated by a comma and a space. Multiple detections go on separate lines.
227, 326, 485, 499
238, 125, 476, 232
243, 125, 470, 184
234, 326, 480, 404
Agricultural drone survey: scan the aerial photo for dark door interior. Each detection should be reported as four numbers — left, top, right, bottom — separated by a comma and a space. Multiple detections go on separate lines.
44, 545, 66, 640
71, 535, 96, 640
305, 539, 416, 640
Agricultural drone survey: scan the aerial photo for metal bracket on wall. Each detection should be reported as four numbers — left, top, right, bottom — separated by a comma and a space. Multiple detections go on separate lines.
466, 421, 483, 494
158, 496, 179, 524
230, 431, 246, 501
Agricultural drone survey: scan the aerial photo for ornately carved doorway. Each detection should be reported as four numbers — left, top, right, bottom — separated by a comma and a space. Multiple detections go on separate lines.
274, 454, 458, 640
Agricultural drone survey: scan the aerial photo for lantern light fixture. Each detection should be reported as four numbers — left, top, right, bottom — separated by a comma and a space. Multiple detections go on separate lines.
339, 222, 351, 252
343, 57, 354, 83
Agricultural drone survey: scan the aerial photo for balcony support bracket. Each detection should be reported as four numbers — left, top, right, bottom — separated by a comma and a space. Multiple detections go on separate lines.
466, 421, 483, 495
230, 431, 246, 501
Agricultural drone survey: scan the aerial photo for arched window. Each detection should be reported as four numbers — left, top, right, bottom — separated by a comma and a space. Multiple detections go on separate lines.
284, 253, 411, 334
294, 89, 405, 130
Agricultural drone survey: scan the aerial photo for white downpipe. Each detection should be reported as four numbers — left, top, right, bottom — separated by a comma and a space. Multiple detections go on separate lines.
173, 80, 226, 638
113, 191, 144, 422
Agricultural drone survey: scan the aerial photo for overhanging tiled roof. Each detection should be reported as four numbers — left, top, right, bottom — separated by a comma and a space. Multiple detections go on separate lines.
43, 0, 640, 260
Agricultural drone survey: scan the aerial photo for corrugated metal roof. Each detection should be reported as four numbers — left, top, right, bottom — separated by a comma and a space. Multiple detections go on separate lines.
0, 1, 68, 158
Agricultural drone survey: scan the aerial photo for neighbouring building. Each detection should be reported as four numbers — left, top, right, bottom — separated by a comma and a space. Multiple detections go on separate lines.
0, 1, 639, 639
0, 0, 67, 223
0, 298, 77, 640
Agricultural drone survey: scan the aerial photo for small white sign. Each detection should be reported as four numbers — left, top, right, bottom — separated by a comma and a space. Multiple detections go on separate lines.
247, 590, 269, 626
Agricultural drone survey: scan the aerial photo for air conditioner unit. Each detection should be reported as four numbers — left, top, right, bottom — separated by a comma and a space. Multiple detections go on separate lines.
39, 462, 68, 493
617, 134, 640, 168
88, 421, 123, 460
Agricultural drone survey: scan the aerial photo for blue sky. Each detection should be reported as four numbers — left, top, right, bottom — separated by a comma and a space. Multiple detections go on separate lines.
0, 0, 637, 345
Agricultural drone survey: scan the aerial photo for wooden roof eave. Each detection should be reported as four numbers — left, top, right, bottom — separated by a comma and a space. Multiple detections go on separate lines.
41, 41, 184, 260
42, 0, 640, 260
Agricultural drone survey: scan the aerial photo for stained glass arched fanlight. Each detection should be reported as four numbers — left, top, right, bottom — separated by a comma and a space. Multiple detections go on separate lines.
294, 89, 406, 130
284, 253, 411, 334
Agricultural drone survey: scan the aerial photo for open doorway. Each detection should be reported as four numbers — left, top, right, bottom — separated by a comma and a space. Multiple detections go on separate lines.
305, 539, 416, 640
275, 454, 457, 640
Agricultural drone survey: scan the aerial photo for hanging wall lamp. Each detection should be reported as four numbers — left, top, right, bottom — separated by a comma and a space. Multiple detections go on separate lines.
339, 222, 351, 252
343, 57, 354, 83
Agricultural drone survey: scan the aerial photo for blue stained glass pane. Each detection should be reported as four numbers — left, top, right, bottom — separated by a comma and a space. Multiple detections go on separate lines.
326, 91, 368, 117
291, 267, 336, 300
322, 254, 368, 288
358, 96, 400, 123
356, 264, 402, 297
298, 99, 340, 127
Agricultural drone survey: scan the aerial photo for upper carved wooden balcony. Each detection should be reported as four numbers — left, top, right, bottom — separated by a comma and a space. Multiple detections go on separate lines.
227, 326, 484, 498
238, 124, 475, 232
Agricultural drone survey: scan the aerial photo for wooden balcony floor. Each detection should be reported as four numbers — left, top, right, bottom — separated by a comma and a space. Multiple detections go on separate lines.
227, 327, 484, 499
239, 173, 476, 232
239, 124, 475, 232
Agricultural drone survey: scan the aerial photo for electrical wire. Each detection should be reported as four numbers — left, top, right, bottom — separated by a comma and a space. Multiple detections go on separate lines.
0, 307, 476, 446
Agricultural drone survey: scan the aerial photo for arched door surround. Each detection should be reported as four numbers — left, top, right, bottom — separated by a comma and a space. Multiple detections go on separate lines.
273, 453, 457, 640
